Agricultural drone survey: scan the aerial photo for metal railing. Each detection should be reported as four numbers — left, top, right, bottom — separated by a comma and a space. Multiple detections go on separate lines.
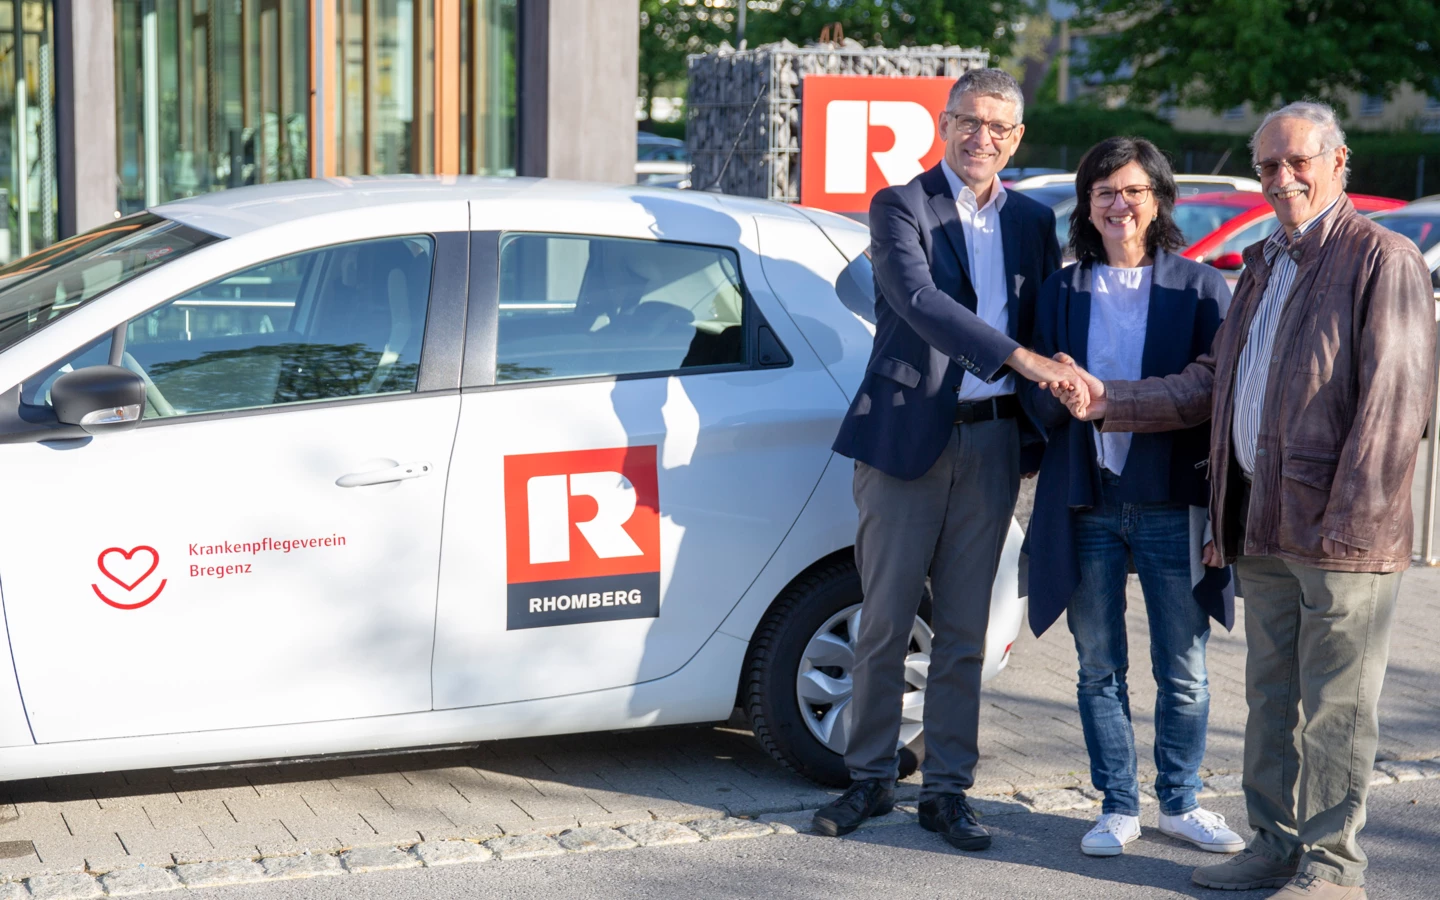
1418, 318, 1440, 565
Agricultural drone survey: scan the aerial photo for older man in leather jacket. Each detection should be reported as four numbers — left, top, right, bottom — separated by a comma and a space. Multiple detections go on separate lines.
1058, 102, 1434, 900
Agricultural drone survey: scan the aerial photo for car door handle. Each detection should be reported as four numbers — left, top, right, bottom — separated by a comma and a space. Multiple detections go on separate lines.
335, 462, 433, 488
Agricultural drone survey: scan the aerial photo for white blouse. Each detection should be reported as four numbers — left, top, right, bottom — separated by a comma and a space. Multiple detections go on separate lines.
1086, 263, 1152, 475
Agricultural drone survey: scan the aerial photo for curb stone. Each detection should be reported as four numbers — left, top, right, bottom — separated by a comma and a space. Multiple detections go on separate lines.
98, 867, 183, 896
556, 827, 638, 854
3, 765, 1431, 898
1015, 788, 1094, 812
24, 873, 103, 900
339, 847, 420, 874
260, 853, 344, 880
174, 860, 267, 888
687, 818, 774, 841
483, 834, 564, 861
413, 841, 493, 867
618, 822, 703, 847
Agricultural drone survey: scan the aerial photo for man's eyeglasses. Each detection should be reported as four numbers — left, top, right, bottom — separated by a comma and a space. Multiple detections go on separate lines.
1253, 151, 1329, 179
1089, 185, 1154, 207
945, 113, 1018, 141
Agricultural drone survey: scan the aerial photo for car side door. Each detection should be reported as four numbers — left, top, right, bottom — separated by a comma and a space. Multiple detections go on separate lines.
431, 209, 848, 710
0, 226, 467, 743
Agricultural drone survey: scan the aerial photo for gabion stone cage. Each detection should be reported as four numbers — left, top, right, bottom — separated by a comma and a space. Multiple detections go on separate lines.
687, 40, 988, 202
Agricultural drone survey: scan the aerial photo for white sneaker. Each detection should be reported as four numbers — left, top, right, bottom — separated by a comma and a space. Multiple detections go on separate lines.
1158, 807, 1246, 853
1081, 813, 1141, 857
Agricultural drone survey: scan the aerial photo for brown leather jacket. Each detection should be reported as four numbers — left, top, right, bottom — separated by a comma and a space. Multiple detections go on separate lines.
1100, 194, 1435, 573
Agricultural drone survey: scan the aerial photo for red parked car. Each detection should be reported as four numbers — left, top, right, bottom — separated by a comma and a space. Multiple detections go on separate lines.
1178, 192, 1406, 274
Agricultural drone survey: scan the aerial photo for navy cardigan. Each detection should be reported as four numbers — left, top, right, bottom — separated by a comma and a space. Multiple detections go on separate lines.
1019, 248, 1234, 637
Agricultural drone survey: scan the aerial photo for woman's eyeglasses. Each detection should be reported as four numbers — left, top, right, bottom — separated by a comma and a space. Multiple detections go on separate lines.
1089, 185, 1154, 206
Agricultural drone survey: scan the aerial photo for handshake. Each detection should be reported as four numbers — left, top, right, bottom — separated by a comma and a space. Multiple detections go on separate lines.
1008, 348, 1106, 420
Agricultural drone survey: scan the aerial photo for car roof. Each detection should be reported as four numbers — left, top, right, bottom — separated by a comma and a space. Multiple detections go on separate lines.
152, 176, 806, 239
1383, 199, 1440, 214
1178, 191, 1268, 208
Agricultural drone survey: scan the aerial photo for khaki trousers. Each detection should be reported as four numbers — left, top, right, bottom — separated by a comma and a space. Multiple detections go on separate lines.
1234, 554, 1400, 887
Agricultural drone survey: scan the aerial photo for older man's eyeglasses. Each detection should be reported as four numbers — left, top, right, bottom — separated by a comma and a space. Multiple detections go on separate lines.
1090, 185, 1154, 206
945, 113, 1018, 140
1253, 152, 1328, 179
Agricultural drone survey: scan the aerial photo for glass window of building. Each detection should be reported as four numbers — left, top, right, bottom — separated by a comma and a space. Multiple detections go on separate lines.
115, 0, 311, 213
0, 0, 59, 263
459, 0, 515, 175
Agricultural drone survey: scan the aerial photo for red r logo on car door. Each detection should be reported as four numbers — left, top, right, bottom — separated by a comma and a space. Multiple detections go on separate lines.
503, 446, 661, 629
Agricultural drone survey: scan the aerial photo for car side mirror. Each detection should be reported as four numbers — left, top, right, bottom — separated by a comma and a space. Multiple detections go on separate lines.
50, 365, 147, 435
1210, 252, 1245, 271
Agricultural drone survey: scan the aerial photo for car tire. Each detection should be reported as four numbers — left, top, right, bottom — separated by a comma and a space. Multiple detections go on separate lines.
744, 557, 928, 788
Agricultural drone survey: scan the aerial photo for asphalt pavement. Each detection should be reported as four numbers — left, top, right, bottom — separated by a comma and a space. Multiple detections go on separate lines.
187, 778, 1440, 900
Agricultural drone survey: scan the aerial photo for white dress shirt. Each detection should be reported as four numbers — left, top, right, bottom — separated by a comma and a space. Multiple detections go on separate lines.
1086, 263, 1152, 475
941, 160, 1013, 401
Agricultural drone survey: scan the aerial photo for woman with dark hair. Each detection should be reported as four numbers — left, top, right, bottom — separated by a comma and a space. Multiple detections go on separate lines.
1019, 137, 1240, 858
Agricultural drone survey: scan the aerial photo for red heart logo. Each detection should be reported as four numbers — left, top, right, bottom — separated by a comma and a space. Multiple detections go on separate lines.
98, 546, 160, 591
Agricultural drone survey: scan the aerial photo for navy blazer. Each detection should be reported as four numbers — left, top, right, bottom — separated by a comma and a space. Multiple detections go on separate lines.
1019, 248, 1234, 637
832, 165, 1062, 481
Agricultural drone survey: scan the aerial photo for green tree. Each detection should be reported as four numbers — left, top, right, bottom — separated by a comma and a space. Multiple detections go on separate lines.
638, 1, 1035, 122
639, 0, 734, 123
745, 0, 1028, 54
1072, 0, 1440, 113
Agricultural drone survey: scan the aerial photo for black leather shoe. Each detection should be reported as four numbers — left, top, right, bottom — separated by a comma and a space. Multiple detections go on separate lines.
918, 793, 991, 851
813, 779, 895, 836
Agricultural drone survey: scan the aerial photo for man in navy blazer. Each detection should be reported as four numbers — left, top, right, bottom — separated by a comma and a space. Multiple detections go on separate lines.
816, 69, 1075, 849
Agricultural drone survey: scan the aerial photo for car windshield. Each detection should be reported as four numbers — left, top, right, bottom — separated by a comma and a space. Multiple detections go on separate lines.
0, 213, 218, 356
1372, 211, 1440, 254
1174, 203, 1252, 246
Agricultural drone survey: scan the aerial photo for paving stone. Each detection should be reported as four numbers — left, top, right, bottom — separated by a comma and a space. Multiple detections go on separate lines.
1204, 773, 1246, 796
412, 840, 492, 867
618, 821, 704, 847
854, 808, 917, 830
97, 866, 183, 896
338, 846, 420, 873
24, 873, 103, 899
755, 811, 816, 835
0, 883, 26, 900
260, 853, 344, 880
1014, 788, 1094, 812
483, 834, 564, 861
967, 794, 1031, 818
173, 860, 268, 888
555, 827, 636, 854
1371, 768, 1396, 786
686, 817, 774, 841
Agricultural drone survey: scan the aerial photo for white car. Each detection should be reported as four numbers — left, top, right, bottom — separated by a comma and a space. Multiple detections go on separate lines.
0, 178, 1025, 787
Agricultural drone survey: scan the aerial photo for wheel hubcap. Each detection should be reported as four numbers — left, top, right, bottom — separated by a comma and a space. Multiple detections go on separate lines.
795, 604, 932, 754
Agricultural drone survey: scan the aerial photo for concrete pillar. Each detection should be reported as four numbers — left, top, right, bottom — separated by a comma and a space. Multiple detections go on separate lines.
56, 0, 118, 237
517, 0, 637, 183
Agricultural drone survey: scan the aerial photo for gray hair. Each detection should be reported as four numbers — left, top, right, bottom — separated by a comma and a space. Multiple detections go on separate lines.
947, 68, 1025, 124
1249, 100, 1350, 186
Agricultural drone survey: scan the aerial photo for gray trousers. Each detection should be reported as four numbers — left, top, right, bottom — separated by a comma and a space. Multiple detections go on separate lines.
1235, 554, 1400, 888
846, 419, 1020, 799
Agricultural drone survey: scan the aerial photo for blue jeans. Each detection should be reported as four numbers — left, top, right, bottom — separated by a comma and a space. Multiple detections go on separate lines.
1068, 473, 1212, 817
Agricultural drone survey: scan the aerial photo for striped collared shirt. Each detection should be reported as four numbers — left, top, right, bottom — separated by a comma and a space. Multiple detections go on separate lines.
1231, 197, 1340, 476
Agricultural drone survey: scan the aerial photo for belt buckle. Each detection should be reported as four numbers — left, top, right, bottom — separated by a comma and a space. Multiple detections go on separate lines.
955, 402, 975, 425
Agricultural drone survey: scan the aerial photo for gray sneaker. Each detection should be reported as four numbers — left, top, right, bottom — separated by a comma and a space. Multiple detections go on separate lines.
1192, 848, 1298, 890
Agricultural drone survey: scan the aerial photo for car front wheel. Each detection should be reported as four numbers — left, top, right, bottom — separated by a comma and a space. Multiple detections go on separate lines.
744, 558, 929, 787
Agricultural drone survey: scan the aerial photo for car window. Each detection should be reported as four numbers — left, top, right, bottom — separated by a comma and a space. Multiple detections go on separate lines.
108, 236, 434, 418
1217, 217, 1278, 258
496, 234, 746, 382
1174, 203, 1250, 246
1371, 212, 1440, 254
0, 214, 218, 357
